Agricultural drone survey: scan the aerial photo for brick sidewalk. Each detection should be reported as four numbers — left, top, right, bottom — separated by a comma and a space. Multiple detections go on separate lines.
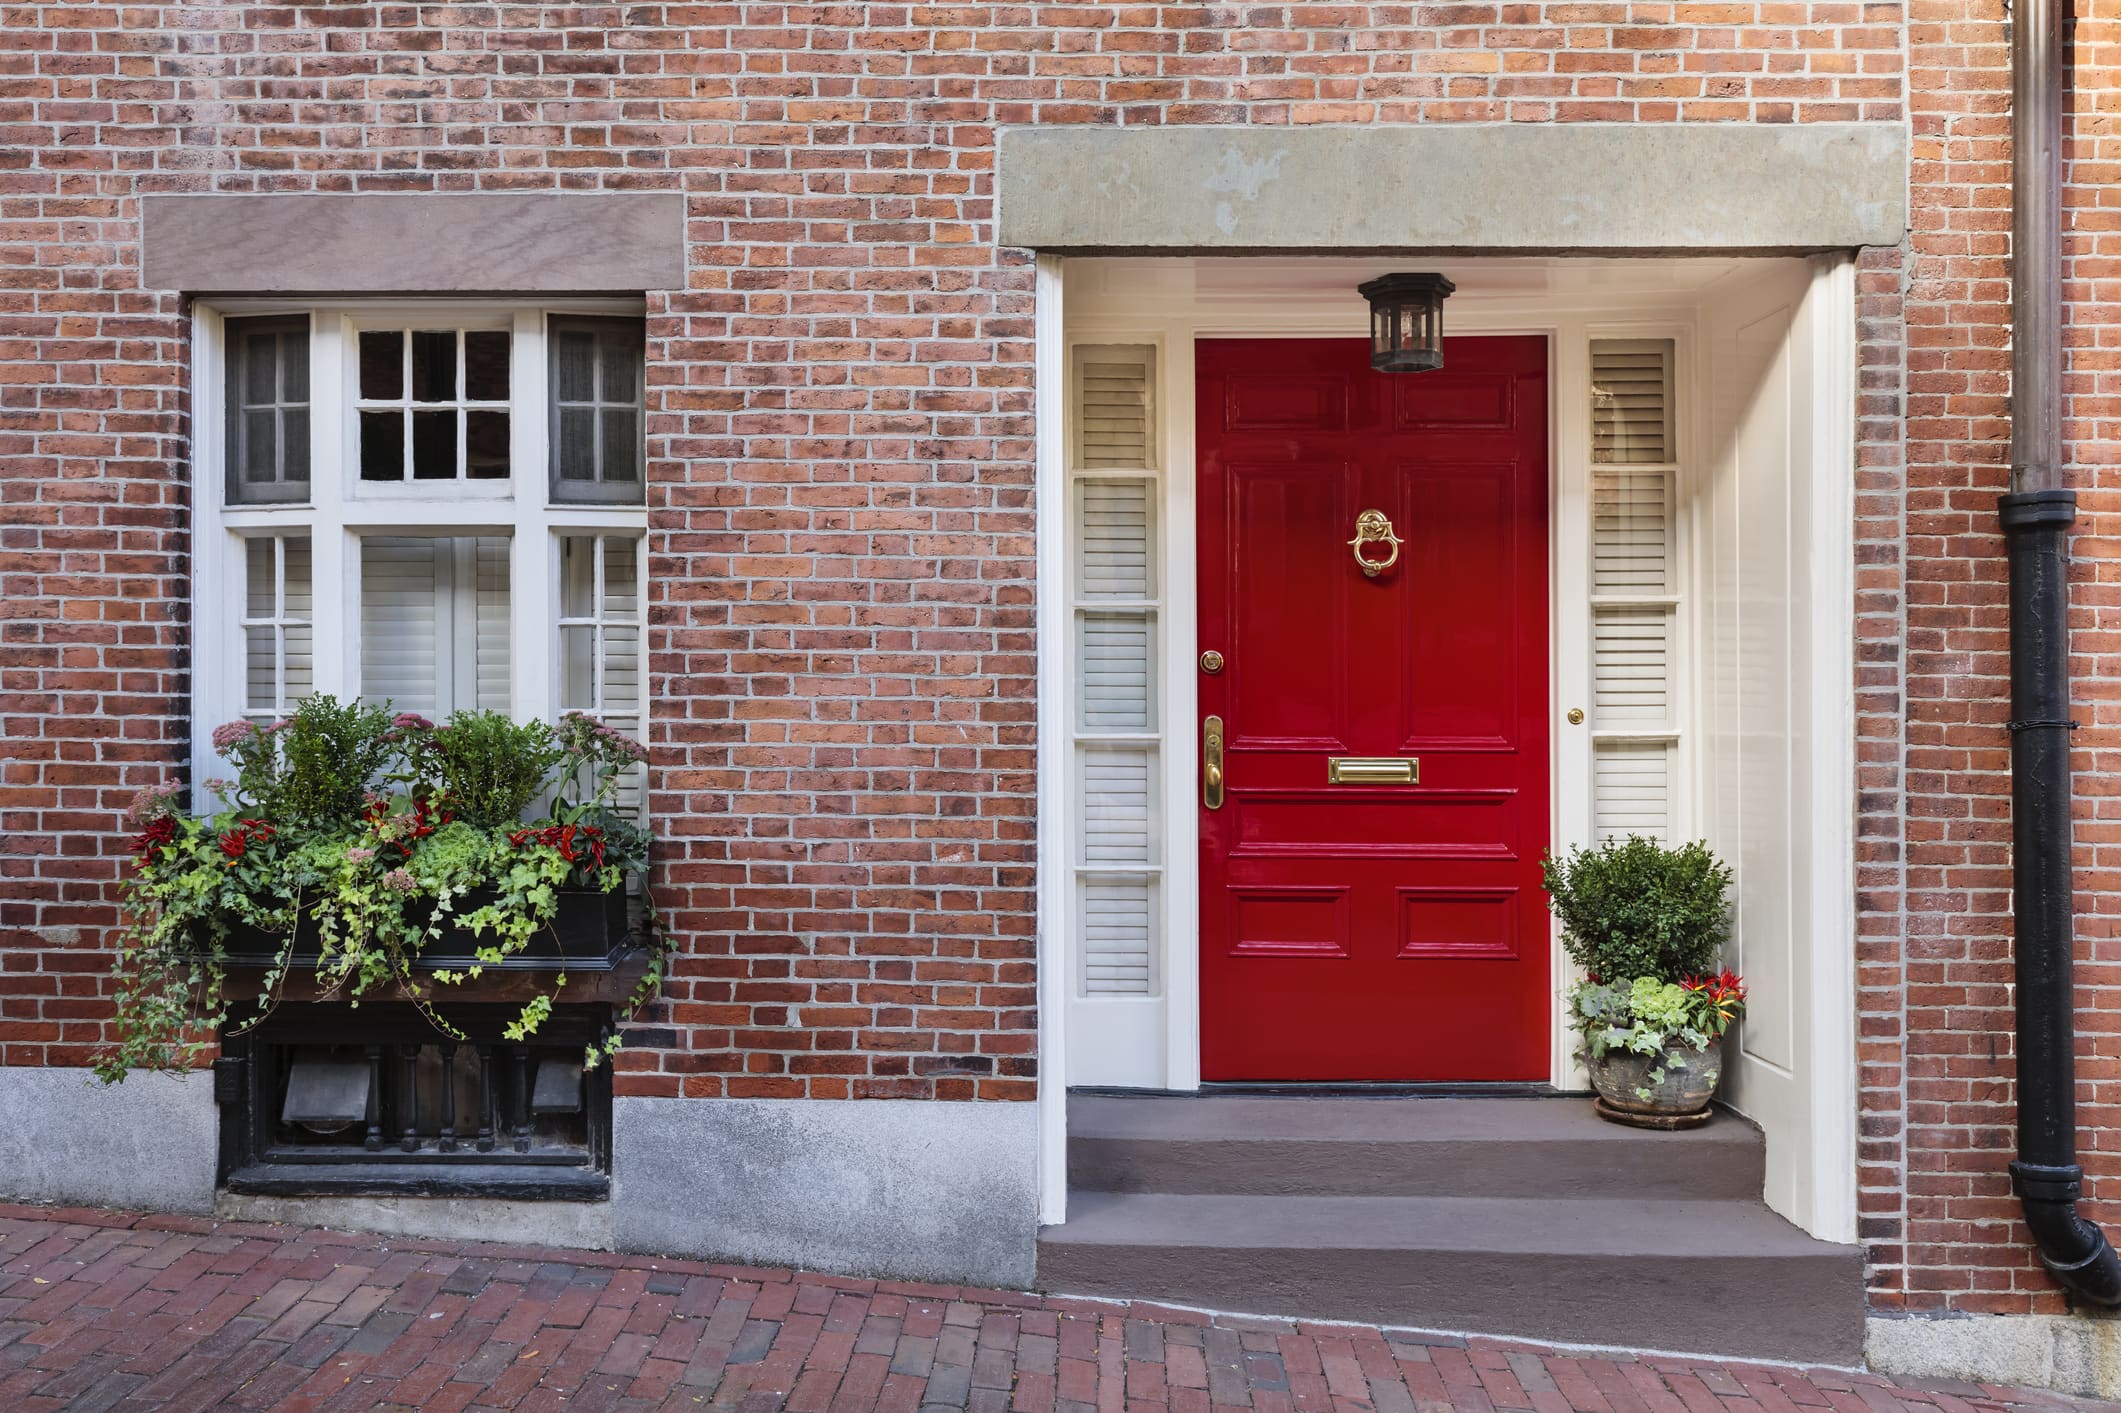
0, 1207, 2090, 1413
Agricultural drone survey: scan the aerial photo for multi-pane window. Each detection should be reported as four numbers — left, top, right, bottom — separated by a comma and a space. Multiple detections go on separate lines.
198, 304, 650, 801
225, 317, 311, 504
550, 318, 646, 504
241, 535, 313, 720
357, 327, 514, 482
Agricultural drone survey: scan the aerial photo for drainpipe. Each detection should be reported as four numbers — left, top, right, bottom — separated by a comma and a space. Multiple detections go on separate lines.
2001, 0, 2121, 1307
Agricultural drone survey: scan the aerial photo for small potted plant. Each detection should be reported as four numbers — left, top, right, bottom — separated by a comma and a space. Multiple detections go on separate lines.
100, 696, 662, 1084
1541, 835, 1744, 1129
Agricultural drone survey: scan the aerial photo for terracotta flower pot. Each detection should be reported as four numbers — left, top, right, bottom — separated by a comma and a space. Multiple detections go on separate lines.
1585, 1034, 1723, 1128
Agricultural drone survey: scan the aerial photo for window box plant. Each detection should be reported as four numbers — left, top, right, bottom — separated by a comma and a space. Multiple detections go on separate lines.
1542, 835, 1745, 1129
101, 697, 663, 1084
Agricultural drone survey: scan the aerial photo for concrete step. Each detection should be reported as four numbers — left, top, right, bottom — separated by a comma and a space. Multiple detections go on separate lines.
1067, 1093, 1767, 1200
1036, 1189, 1866, 1365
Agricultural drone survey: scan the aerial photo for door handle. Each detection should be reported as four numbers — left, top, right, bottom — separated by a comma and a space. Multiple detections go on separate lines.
1203, 715, 1225, 810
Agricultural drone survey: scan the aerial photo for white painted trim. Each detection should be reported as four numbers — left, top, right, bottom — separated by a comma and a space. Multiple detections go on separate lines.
1033, 255, 1070, 1226
1803, 253, 1861, 1245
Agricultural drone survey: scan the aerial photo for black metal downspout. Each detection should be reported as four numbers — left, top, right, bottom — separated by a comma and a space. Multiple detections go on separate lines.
2002, 0, 2121, 1308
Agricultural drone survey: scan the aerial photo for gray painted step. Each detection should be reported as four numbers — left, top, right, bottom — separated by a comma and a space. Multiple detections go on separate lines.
1037, 1189, 1866, 1365
1068, 1094, 1767, 1200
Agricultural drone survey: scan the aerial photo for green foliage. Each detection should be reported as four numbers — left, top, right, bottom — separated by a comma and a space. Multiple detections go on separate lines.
273, 696, 401, 825
1540, 835, 1733, 983
1567, 972, 1748, 1064
428, 712, 568, 827
99, 696, 666, 1084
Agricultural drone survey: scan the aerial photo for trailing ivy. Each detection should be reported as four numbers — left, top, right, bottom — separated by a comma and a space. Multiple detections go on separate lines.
97, 698, 665, 1085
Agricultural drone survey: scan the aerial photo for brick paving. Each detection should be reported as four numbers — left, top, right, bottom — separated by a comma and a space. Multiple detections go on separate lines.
0, 1207, 2092, 1413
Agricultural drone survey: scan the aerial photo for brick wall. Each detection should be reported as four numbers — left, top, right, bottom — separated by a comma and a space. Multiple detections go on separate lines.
1861, 0, 2121, 1316
22, 0, 2117, 1321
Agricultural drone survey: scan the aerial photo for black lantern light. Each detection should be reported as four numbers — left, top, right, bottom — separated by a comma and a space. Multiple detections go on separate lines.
1357, 272, 1456, 374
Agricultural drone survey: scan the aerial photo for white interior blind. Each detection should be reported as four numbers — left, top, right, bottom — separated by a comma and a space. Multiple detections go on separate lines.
360, 535, 512, 720
1071, 345, 1160, 997
1587, 339, 1679, 840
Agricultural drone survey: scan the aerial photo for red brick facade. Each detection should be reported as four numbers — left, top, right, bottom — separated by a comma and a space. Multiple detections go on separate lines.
3, 0, 2116, 1318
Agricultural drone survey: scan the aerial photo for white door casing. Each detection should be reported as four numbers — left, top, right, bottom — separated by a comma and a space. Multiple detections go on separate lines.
1032, 257, 1858, 1244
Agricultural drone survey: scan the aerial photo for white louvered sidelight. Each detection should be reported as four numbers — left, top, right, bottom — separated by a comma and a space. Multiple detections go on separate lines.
1587, 338, 1679, 840
1070, 345, 1161, 997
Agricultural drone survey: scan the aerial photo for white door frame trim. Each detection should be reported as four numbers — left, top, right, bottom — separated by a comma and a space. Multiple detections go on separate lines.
1031, 257, 1858, 1245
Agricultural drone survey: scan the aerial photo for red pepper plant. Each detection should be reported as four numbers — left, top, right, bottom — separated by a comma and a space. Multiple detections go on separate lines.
98, 696, 660, 1084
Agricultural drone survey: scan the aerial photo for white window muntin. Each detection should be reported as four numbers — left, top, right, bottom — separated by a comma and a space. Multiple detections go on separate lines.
190, 300, 649, 807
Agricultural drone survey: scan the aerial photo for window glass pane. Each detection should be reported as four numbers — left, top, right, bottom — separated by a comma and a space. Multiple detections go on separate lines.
465, 410, 509, 479
243, 410, 278, 483
283, 537, 312, 619
359, 331, 402, 400
556, 408, 595, 480
601, 339, 638, 403
560, 535, 597, 618
464, 331, 510, 401
245, 626, 279, 714
602, 624, 640, 713
246, 538, 275, 618
605, 536, 638, 607
560, 626, 596, 711
410, 330, 455, 402
361, 537, 440, 717
243, 334, 276, 405
555, 329, 596, 402
280, 330, 309, 401
360, 410, 405, 480
600, 408, 639, 486
281, 408, 311, 481
412, 409, 456, 479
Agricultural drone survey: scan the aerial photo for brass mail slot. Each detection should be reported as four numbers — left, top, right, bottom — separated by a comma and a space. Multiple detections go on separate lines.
1328, 756, 1419, 785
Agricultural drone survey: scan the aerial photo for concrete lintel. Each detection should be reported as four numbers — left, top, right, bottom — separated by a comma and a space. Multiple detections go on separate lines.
998, 124, 1908, 255
611, 1097, 1038, 1288
141, 192, 687, 294
0, 1068, 217, 1214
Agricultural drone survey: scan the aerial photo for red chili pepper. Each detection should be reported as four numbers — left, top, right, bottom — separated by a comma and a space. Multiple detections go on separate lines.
218, 830, 247, 860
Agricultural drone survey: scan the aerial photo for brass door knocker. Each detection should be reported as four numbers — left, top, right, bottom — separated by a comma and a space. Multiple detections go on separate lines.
1348, 509, 1401, 578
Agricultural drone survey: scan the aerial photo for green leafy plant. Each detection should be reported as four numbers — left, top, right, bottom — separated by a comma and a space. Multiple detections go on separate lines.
424, 711, 567, 827
1540, 835, 1733, 983
1567, 971, 1748, 1098
98, 697, 664, 1084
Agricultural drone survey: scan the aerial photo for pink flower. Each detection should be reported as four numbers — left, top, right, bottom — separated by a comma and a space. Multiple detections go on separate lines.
381, 868, 417, 894
391, 712, 434, 731
123, 782, 182, 829
210, 721, 256, 751
346, 847, 375, 864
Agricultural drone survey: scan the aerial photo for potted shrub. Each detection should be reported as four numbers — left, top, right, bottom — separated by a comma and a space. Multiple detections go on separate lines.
1541, 835, 1745, 1129
99, 697, 664, 1084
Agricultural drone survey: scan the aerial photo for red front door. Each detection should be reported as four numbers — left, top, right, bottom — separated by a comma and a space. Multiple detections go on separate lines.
1197, 336, 1551, 1081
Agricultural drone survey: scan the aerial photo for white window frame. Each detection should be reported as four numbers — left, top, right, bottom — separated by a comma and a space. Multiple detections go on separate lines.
190, 299, 649, 809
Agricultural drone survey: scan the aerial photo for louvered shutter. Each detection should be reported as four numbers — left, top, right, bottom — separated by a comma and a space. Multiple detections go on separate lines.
360, 535, 512, 720
1591, 339, 1672, 464
1587, 339, 1678, 840
1070, 346, 1161, 997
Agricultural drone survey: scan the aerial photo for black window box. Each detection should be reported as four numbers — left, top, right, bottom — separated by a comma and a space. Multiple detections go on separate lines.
217, 886, 635, 972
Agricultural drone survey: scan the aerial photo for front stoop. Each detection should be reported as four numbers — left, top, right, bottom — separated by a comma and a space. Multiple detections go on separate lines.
1036, 1094, 1865, 1365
